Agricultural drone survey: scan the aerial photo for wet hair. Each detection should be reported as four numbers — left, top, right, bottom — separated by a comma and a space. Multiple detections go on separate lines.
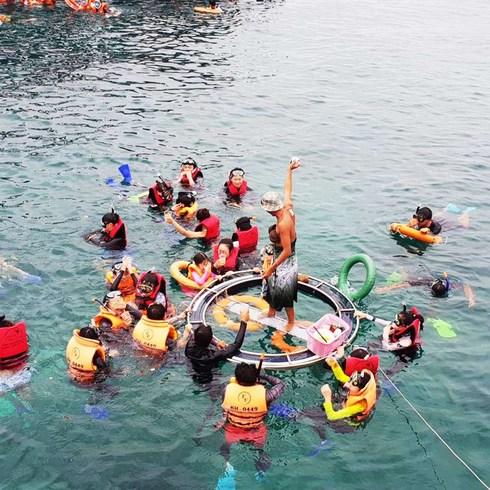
235, 362, 258, 386
193, 252, 209, 266
196, 209, 211, 222
431, 279, 449, 297
209, 0, 217, 6
415, 206, 432, 221
102, 212, 120, 225
350, 347, 370, 360
218, 238, 233, 254
79, 326, 100, 340
176, 191, 196, 207
0, 315, 14, 328
147, 303, 166, 321
194, 324, 213, 348
235, 217, 252, 231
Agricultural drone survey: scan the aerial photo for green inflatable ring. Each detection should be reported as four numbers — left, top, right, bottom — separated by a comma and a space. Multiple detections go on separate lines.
338, 254, 376, 302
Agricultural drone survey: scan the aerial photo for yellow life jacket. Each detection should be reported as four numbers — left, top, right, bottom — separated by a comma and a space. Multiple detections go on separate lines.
344, 370, 377, 421
132, 316, 178, 353
66, 329, 106, 372
93, 309, 127, 331
186, 262, 211, 282
221, 378, 267, 429
175, 201, 198, 217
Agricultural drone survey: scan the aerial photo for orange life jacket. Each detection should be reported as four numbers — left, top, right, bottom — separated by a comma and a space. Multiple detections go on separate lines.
132, 316, 177, 353
343, 370, 377, 421
105, 268, 137, 301
0, 322, 29, 369
93, 308, 128, 331
222, 378, 268, 429
66, 329, 106, 372
187, 262, 212, 283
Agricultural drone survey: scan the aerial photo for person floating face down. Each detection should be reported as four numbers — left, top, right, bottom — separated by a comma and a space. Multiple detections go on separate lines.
165, 208, 221, 241
407, 206, 442, 235
220, 362, 286, 475
184, 308, 250, 384
175, 157, 203, 188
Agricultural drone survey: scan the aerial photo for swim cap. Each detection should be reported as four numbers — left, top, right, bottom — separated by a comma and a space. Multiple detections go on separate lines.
194, 325, 213, 348
261, 192, 283, 212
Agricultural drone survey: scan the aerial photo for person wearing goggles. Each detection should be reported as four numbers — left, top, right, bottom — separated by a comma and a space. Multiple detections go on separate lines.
175, 157, 203, 188
406, 206, 442, 235
224, 168, 250, 199
105, 256, 139, 303
83, 210, 127, 250
320, 365, 377, 421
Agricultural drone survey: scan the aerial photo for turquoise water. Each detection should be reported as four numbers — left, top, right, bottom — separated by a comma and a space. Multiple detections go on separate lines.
1, 0, 489, 488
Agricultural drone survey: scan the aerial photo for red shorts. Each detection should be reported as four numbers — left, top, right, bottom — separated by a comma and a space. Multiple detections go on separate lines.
225, 424, 268, 446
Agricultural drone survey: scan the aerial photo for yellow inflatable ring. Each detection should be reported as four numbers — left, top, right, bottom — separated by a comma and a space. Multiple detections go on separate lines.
390, 223, 442, 244
194, 6, 222, 14
212, 295, 268, 332
170, 260, 215, 291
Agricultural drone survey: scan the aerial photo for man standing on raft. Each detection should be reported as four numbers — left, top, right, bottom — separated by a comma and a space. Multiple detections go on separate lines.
260, 159, 300, 330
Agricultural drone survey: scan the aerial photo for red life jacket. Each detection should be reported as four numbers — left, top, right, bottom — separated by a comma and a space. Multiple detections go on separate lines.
389, 307, 422, 348
0, 322, 29, 369
225, 180, 248, 196
148, 184, 165, 206
213, 245, 239, 272
195, 215, 220, 240
104, 218, 127, 244
235, 226, 259, 253
180, 167, 203, 186
135, 272, 168, 311
345, 355, 380, 377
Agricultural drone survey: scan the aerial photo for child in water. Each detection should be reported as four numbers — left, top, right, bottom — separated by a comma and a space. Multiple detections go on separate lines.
187, 252, 214, 288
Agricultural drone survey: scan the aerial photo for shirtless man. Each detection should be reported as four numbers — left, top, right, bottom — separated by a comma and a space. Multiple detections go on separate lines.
260, 159, 300, 330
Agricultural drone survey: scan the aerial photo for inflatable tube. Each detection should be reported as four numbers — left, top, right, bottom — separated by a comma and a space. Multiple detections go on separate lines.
170, 260, 215, 291
212, 295, 267, 332
338, 254, 376, 302
194, 6, 222, 14
390, 223, 442, 244
187, 270, 359, 370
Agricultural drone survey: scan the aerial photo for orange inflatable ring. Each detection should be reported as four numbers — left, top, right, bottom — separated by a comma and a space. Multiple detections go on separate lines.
212, 295, 268, 332
390, 223, 442, 244
271, 331, 303, 353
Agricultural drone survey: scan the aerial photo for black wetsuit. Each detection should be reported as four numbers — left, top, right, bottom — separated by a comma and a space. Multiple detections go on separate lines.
185, 321, 247, 383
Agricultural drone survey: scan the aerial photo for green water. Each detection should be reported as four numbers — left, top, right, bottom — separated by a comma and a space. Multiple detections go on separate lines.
1, 0, 489, 488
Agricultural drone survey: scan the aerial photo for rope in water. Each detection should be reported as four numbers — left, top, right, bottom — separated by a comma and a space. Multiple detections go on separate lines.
379, 367, 489, 489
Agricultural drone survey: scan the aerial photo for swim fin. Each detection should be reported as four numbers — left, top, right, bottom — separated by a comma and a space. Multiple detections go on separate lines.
215, 462, 237, 490
426, 317, 457, 338
118, 164, 132, 185
307, 439, 335, 457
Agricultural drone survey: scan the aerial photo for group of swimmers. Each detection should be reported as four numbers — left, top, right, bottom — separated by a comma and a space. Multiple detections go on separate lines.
1, 155, 475, 480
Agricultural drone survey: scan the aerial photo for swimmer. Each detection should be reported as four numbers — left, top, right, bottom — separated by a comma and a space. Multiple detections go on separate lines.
172, 191, 197, 218
174, 157, 203, 188
376, 269, 476, 307
326, 345, 380, 378
406, 206, 442, 236
212, 238, 239, 275
134, 271, 172, 315
231, 217, 259, 254
146, 177, 173, 210
165, 208, 221, 241
187, 252, 215, 288
0, 315, 29, 371
184, 307, 249, 383
320, 367, 377, 422
106, 256, 139, 303
84, 210, 127, 250
220, 362, 285, 477
93, 293, 134, 332
224, 168, 249, 200
356, 304, 424, 353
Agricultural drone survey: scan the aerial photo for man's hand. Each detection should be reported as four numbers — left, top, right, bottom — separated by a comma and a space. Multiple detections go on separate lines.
321, 384, 332, 402
354, 310, 367, 320
420, 227, 429, 234
240, 306, 250, 323
164, 213, 174, 224
261, 268, 273, 280
289, 159, 301, 171
326, 356, 338, 368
